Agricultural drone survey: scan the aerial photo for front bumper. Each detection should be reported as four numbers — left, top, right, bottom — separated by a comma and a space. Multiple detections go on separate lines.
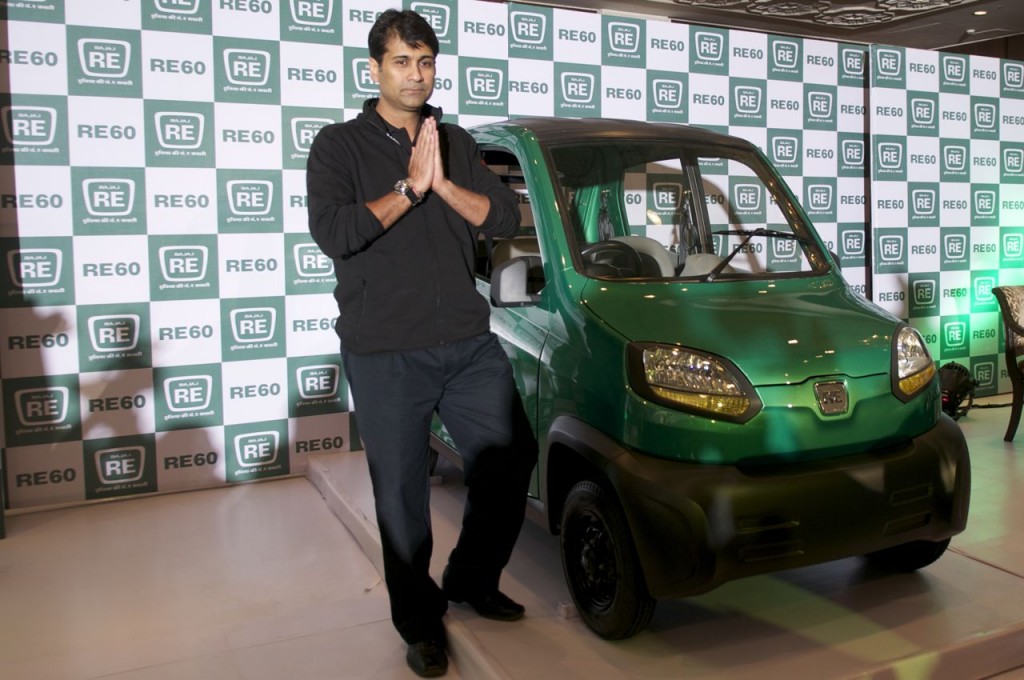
550, 414, 970, 599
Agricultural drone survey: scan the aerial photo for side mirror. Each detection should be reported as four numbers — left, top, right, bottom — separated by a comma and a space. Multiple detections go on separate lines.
490, 255, 543, 307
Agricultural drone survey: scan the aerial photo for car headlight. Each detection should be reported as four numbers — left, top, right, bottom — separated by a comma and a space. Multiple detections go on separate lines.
892, 324, 936, 401
627, 343, 761, 423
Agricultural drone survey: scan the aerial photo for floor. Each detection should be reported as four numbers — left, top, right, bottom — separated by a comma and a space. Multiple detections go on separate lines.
1, 396, 1023, 680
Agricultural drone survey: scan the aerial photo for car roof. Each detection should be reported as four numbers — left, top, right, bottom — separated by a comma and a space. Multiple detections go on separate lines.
469, 116, 757, 153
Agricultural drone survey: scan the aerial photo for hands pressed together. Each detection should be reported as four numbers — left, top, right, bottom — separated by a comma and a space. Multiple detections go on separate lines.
408, 117, 445, 199
369, 115, 489, 230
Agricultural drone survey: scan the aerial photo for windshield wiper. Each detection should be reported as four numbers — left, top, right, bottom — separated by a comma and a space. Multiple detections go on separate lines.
701, 228, 807, 282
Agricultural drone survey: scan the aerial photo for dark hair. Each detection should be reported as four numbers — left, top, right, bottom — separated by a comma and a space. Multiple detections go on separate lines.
368, 9, 440, 62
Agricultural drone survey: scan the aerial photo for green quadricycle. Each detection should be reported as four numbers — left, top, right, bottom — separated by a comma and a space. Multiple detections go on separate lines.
431, 117, 970, 640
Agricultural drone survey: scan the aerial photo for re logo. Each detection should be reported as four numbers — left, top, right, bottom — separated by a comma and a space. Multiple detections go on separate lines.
771, 40, 799, 70
411, 3, 451, 40
943, 233, 967, 260
841, 48, 865, 78
16, 387, 69, 426
772, 238, 797, 259
297, 365, 340, 400
511, 11, 546, 44
9, 248, 61, 288
1004, 62, 1024, 91
878, 142, 903, 170
4, 106, 57, 146
772, 136, 799, 164
944, 321, 967, 349
227, 180, 273, 216
231, 307, 276, 343
88, 314, 139, 353
974, 188, 997, 216
160, 245, 208, 282
879, 234, 905, 262
975, 362, 995, 389
733, 184, 761, 211
806, 91, 833, 120
164, 375, 213, 413
689, 27, 727, 74
734, 85, 761, 114
1006, 148, 1024, 174
652, 182, 682, 212
291, 117, 332, 153
807, 184, 833, 212
975, 276, 996, 303
843, 231, 864, 257
607, 22, 640, 53
943, 55, 967, 84
876, 48, 902, 78
694, 32, 723, 61
462, 60, 505, 111
913, 279, 936, 306
290, 0, 333, 26
652, 79, 684, 109
234, 430, 279, 468
95, 447, 145, 484
224, 49, 271, 87
842, 139, 865, 166
154, 0, 201, 15
911, 188, 936, 217
78, 39, 131, 78
973, 102, 997, 131
910, 97, 935, 126
466, 67, 503, 101
1005, 233, 1024, 258
293, 243, 332, 278
561, 72, 595, 104
84, 179, 135, 217
155, 111, 204, 149
351, 58, 376, 93
944, 144, 967, 172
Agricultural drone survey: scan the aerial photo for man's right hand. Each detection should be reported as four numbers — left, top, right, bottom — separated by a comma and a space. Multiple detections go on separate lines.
409, 117, 438, 198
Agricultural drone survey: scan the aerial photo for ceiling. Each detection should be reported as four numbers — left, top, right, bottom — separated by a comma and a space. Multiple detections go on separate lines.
529, 0, 1023, 52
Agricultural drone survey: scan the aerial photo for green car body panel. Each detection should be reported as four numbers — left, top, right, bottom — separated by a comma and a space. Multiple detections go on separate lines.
432, 117, 970, 634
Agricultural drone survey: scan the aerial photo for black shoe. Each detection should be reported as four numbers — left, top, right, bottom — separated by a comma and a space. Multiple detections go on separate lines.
406, 640, 448, 678
451, 590, 525, 622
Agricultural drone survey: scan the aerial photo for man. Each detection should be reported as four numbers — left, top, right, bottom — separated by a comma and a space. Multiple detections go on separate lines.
306, 9, 537, 678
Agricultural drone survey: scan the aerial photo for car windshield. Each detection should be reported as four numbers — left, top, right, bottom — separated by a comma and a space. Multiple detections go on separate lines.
546, 139, 830, 281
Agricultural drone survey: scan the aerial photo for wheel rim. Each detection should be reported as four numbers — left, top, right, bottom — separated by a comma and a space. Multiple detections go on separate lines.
567, 510, 618, 611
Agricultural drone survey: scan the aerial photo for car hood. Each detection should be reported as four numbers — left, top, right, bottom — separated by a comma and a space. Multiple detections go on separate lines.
580, 276, 900, 386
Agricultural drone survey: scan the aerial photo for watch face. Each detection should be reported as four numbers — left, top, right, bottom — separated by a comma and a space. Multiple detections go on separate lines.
395, 180, 418, 203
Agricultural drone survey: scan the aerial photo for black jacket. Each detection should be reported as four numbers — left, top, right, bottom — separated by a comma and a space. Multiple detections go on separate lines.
306, 100, 520, 354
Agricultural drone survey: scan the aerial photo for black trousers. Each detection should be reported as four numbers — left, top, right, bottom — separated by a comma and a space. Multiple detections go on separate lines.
342, 332, 537, 644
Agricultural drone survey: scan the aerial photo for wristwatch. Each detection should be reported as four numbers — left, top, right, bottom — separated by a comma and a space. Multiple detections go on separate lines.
394, 178, 423, 206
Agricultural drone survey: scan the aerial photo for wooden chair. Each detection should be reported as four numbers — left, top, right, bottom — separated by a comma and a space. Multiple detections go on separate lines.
992, 286, 1024, 440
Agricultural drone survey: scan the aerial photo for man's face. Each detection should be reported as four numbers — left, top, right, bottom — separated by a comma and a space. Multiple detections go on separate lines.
369, 34, 436, 116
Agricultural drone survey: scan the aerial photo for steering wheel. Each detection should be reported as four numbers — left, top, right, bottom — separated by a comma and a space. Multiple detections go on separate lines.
580, 240, 644, 278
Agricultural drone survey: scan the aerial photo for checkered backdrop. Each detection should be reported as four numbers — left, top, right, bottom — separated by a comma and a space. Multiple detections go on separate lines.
868, 45, 1024, 400
0, 0, 1020, 510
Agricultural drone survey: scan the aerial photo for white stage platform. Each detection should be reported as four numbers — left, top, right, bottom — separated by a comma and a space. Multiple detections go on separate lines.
308, 396, 1024, 679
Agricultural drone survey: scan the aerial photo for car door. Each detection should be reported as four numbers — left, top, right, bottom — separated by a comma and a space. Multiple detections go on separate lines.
475, 146, 549, 499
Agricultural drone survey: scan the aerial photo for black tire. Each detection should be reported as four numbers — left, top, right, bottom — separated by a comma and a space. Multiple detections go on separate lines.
560, 480, 656, 640
864, 537, 951, 572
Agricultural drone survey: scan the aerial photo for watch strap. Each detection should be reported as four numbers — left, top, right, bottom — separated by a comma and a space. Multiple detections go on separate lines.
395, 178, 422, 206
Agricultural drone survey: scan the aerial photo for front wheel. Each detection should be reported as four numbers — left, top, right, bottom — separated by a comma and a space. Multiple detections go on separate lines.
560, 480, 656, 640
864, 537, 951, 572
